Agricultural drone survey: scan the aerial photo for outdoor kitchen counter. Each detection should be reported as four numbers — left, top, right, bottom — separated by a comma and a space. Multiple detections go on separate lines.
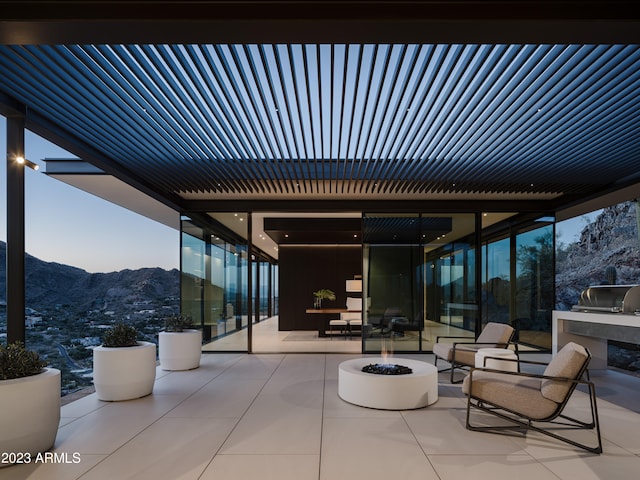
553, 310, 640, 369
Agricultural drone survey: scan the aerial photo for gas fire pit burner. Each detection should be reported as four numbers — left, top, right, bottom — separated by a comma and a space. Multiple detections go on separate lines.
361, 363, 413, 375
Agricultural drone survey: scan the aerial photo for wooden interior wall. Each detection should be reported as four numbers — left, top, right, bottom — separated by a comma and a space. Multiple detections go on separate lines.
278, 245, 362, 331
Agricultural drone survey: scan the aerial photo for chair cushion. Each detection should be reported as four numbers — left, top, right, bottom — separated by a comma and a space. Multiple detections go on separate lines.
433, 342, 478, 366
346, 297, 362, 311
463, 371, 560, 420
541, 342, 588, 403
476, 322, 515, 347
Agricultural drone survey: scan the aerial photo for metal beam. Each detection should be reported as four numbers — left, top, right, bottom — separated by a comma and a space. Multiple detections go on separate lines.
1, 2, 639, 44
5, 112, 26, 344
181, 198, 562, 213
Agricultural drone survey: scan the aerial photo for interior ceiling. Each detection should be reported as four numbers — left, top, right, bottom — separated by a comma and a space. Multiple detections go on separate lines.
1, 2, 640, 216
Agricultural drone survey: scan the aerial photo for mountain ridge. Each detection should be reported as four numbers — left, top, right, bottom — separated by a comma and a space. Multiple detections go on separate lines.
0, 241, 179, 312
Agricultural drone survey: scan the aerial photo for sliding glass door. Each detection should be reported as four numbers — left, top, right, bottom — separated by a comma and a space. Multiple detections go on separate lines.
362, 213, 476, 353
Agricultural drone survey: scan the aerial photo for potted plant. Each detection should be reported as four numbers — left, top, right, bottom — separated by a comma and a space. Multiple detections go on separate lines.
92, 323, 156, 401
0, 342, 60, 466
313, 288, 336, 309
158, 314, 202, 371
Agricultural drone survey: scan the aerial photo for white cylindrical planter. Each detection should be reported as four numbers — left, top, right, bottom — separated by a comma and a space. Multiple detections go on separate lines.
0, 368, 61, 465
93, 341, 156, 401
158, 329, 202, 371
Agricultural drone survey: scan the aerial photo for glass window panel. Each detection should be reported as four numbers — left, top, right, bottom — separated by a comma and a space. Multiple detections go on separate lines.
363, 214, 422, 353
181, 226, 206, 327
362, 213, 476, 353
515, 223, 554, 350
423, 213, 476, 351
182, 215, 249, 352
481, 237, 511, 327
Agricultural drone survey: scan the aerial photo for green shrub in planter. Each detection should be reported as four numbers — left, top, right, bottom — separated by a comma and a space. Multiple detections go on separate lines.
164, 314, 194, 333
102, 323, 139, 347
0, 342, 47, 380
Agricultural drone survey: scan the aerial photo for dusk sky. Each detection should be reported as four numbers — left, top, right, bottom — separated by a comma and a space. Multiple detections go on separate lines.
1, 116, 179, 273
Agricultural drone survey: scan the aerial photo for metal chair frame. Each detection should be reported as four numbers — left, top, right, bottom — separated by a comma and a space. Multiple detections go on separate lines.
464, 353, 603, 454
434, 330, 517, 383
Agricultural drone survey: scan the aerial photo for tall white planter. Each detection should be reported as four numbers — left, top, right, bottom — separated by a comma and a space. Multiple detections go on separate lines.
0, 368, 61, 466
159, 329, 202, 371
93, 341, 156, 401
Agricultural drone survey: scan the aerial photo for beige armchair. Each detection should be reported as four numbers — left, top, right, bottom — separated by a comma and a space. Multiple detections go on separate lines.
433, 322, 515, 383
462, 342, 602, 454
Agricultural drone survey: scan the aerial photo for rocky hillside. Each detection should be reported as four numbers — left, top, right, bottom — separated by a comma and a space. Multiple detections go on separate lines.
556, 201, 640, 310
556, 201, 640, 373
0, 241, 179, 312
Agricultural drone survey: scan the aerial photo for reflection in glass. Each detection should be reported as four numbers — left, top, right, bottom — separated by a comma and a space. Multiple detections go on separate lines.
181, 216, 257, 351
423, 214, 477, 351
515, 224, 554, 349
481, 237, 511, 327
362, 213, 477, 353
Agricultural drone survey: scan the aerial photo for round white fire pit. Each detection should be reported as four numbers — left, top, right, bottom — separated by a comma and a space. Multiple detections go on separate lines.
338, 357, 438, 410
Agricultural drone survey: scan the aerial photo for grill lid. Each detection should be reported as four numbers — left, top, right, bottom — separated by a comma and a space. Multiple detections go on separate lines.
572, 285, 640, 313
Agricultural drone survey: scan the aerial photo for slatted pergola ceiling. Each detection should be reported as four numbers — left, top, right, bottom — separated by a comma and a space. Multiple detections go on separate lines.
1, 2, 640, 209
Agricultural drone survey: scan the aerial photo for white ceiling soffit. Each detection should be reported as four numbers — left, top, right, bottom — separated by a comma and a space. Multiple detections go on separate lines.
45, 160, 180, 230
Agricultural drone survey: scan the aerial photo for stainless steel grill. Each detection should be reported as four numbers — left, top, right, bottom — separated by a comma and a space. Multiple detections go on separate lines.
572, 285, 640, 314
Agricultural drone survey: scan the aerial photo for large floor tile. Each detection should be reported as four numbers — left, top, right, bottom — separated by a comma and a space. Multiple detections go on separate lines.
151, 365, 226, 396
218, 406, 322, 454
78, 417, 238, 480
60, 394, 107, 418
165, 377, 267, 418
320, 417, 439, 480
54, 394, 185, 454
597, 406, 640, 454
429, 454, 560, 480
201, 454, 319, 480
514, 440, 640, 480
216, 354, 284, 380
404, 406, 525, 455
0, 455, 105, 480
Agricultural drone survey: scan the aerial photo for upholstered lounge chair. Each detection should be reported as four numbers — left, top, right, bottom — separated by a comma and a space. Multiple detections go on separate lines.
462, 342, 602, 454
433, 322, 515, 383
